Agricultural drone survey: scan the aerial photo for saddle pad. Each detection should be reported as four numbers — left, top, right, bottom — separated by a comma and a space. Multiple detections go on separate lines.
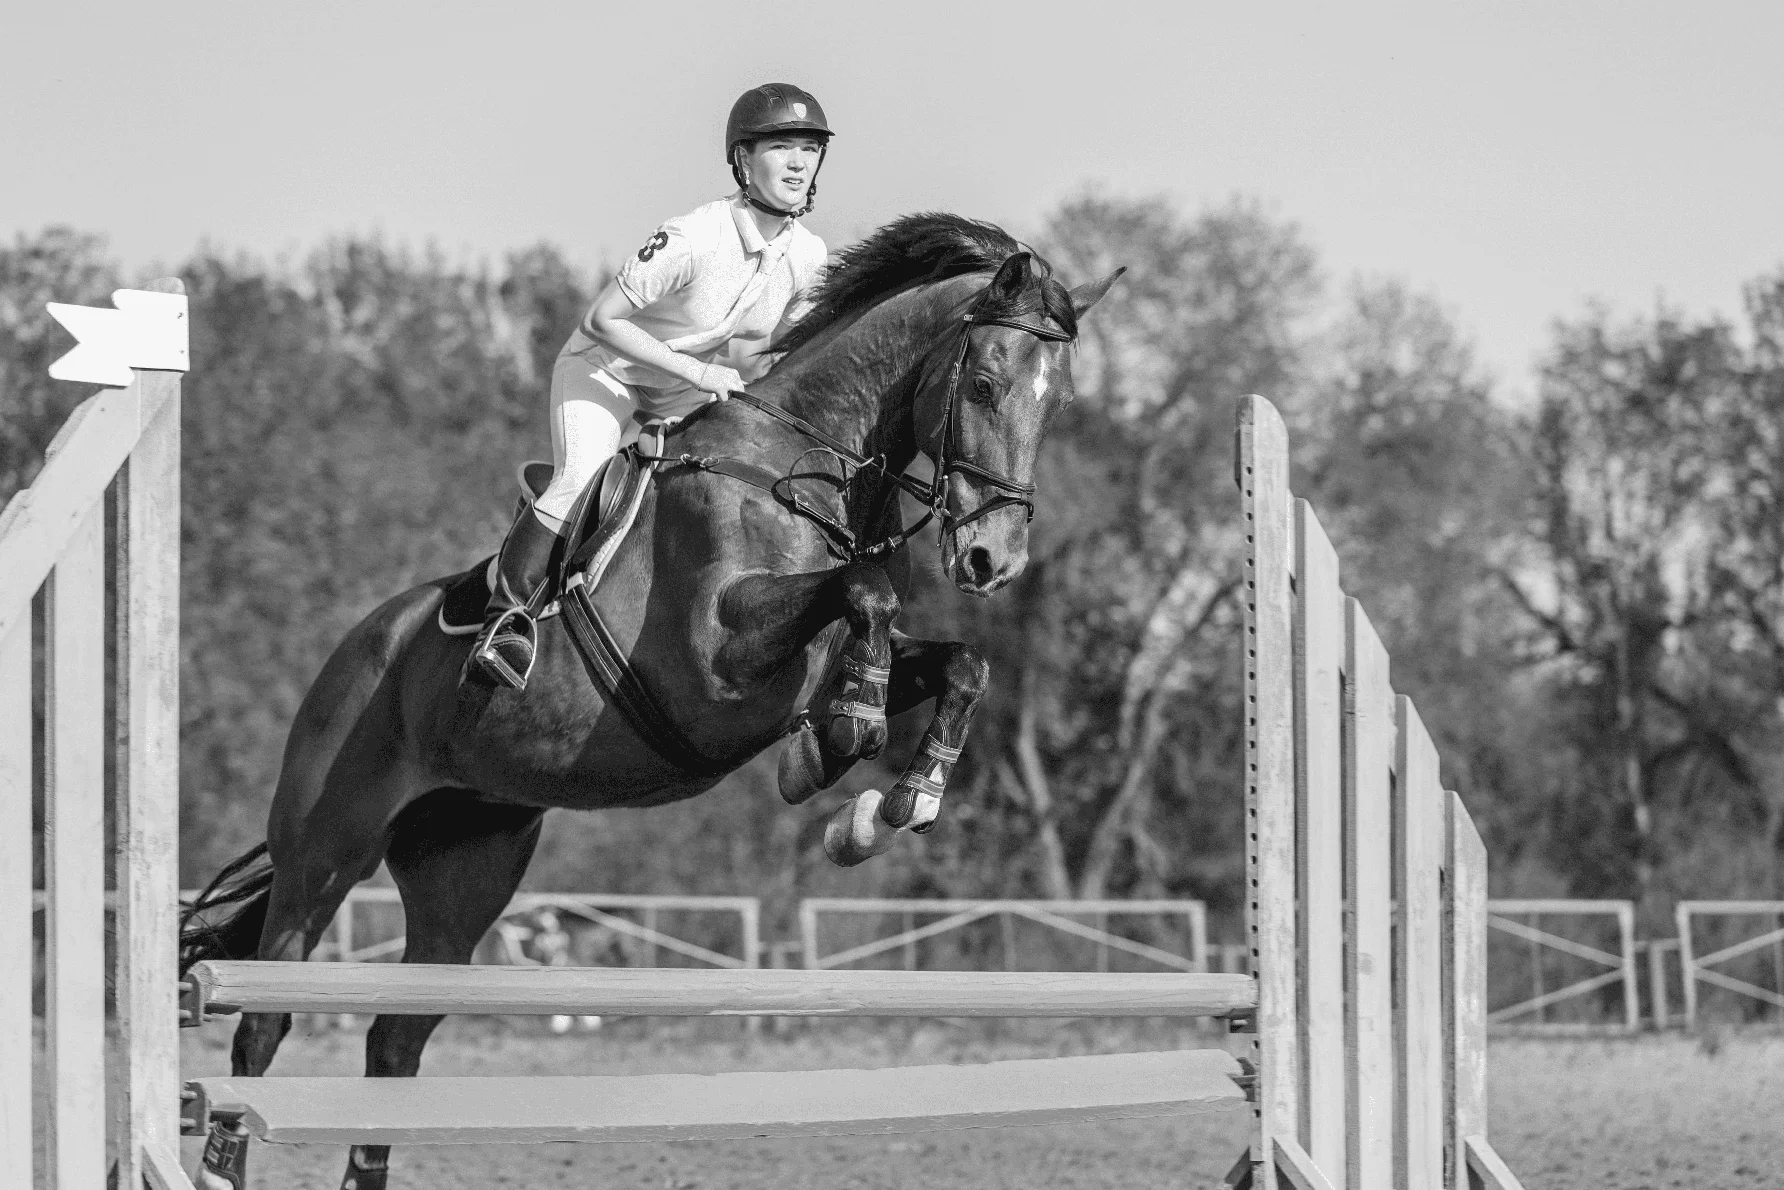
436, 559, 500, 636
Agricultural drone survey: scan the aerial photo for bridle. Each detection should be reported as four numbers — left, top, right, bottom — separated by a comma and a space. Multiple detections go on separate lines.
721, 283, 1074, 560
927, 299, 1074, 533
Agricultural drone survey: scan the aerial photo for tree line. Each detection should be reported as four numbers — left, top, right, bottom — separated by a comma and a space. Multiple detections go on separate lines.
4, 201, 1782, 939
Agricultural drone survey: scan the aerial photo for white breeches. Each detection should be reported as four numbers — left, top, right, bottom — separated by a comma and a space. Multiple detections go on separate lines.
533, 353, 638, 530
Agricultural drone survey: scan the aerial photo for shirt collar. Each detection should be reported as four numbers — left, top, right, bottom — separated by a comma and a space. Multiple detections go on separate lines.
729, 190, 794, 256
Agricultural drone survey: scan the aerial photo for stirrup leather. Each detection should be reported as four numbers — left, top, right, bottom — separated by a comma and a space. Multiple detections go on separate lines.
469, 606, 539, 690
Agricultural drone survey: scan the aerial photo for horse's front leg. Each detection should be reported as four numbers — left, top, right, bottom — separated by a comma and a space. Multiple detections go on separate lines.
774, 563, 900, 806
822, 630, 989, 866
879, 631, 987, 831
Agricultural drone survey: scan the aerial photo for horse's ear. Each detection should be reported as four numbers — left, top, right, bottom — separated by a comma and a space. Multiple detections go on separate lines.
984, 252, 1037, 308
1070, 267, 1126, 318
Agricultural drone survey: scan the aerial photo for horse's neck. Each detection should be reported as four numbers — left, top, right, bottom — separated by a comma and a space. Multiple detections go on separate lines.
766, 287, 958, 474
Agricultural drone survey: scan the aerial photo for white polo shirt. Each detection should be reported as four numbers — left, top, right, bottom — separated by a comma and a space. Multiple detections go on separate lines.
562, 192, 827, 419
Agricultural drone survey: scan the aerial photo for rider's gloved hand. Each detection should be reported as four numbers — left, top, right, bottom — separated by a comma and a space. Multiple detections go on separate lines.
696, 363, 747, 401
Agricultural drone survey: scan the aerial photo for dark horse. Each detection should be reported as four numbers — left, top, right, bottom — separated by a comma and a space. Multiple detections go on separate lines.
180, 214, 1122, 1189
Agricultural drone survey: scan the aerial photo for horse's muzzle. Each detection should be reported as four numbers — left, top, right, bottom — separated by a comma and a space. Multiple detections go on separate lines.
943, 522, 1026, 596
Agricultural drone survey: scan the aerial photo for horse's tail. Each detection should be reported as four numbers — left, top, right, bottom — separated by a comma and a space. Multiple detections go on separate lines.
178, 842, 275, 977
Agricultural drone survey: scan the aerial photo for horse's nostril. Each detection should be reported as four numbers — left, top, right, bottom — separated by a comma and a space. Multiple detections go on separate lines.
966, 546, 996, 586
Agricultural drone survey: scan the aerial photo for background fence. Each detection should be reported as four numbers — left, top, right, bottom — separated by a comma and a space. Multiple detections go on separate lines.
796, 899, 1209, 974
37, 888, 1784, 1030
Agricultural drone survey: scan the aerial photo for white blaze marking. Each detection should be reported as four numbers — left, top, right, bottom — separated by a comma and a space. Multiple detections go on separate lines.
1030, 355, 1050, 402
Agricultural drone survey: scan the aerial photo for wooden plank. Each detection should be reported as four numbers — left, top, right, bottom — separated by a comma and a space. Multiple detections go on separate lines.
1488, 898, 1634, 914
1676, 902, 1698, 1029
1464, 1136, 1530, 1190
111, 367, 184, 1190
190, 1050, 1248, 1145
799, 897, 1208, 913
1274, 1135, 1340, 1190
1394, 697, 1444, 1190
44, 501, 106, 1190
1617, 903, 1640, 1030
1446, 792, 1489, 1190
1343, 599, 1394, 1190
0, 616, 31, 1188
1238, 394, 1297, 1190
190, 962, 1258, 1019
0, 383, 155, 641
1295, 499, 1346, 1183
143, 1138, 199, 1190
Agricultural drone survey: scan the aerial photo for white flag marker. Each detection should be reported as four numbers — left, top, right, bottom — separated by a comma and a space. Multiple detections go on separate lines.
46, 289, 190, 386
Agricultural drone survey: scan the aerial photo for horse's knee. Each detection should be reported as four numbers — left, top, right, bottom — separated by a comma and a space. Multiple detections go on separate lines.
941, 642, 990, 704
844, 566, 900, 639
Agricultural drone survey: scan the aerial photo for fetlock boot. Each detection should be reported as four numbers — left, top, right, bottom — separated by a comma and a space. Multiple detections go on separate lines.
463, 506, 561, 690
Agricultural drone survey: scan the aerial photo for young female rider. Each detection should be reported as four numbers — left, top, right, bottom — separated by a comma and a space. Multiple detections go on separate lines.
465, 84, 833, 690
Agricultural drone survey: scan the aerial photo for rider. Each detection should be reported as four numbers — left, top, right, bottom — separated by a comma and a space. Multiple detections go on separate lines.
465, 84, 833, 690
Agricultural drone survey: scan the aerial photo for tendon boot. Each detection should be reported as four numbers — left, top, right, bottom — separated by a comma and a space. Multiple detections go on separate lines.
196, 1111, 251, 1189
463, 506, 561, 690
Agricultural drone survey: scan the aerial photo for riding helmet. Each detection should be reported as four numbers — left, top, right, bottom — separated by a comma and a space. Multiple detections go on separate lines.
725, 84, 833, 164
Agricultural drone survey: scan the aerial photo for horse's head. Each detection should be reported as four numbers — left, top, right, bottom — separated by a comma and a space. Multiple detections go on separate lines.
922, 253, 1124, 596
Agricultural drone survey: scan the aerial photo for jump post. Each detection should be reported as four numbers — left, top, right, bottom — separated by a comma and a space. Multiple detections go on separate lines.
6, 289, 1527, 1188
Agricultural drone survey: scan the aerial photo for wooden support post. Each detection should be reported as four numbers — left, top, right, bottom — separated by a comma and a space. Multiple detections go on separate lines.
1344, 601, 1394, 1190
1238, 395, 1297, 1190
0, 591, 32, 1190
111, 364, 184, 1188
45, 500, 107, 1190
1394, 698, 1445, 1190
1295, 499, 1346, 1182
1447, 793, 1489, 1190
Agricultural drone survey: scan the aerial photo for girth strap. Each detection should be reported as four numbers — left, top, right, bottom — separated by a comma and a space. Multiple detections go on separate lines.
558, 578, 734, 780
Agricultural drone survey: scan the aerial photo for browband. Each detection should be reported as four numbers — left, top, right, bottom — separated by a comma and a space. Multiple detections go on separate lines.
965, 313, 1075, 342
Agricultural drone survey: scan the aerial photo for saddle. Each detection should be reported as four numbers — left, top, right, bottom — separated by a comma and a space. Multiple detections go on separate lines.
437, 424, 666, 637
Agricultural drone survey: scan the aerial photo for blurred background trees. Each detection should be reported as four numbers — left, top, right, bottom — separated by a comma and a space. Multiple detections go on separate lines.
4, 199, 1782, 940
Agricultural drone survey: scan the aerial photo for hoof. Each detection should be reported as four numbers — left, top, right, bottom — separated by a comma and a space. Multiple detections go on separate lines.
778, 725, 827, 805
823, 789, 898, 867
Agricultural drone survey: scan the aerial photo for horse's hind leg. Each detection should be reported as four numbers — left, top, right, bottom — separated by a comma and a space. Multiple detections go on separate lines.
341, 791, 545, 1190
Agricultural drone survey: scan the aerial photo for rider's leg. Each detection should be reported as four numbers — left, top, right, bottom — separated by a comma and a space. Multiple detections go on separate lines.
463, 503, 562, 689
465, 356, 633, 690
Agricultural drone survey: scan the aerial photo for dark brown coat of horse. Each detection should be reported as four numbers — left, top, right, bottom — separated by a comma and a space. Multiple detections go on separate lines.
180, 213, 1121, 1190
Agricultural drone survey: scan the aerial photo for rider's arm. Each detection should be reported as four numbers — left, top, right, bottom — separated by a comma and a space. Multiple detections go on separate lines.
583, 280, 719, 390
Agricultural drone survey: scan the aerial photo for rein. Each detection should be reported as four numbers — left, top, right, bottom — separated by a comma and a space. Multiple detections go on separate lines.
652, 287, 1071, 562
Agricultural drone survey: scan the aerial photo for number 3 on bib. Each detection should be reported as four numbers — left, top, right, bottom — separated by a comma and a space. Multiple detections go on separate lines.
637, 231, 670, 262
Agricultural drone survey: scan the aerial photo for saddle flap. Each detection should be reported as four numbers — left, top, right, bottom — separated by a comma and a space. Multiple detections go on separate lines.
518, 461, 554, 504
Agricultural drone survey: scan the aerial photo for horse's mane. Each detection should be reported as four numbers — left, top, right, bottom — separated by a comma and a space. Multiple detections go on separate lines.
775, 212, 1077, 357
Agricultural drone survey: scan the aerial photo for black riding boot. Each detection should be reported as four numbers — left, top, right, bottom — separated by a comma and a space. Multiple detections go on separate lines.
463, 506, 561, 690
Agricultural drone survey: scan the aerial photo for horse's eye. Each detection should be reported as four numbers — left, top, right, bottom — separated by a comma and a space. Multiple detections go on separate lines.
973, 376, 994, 400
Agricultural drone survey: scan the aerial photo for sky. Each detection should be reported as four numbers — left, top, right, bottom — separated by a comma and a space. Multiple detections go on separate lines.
6, 1, 1783, 398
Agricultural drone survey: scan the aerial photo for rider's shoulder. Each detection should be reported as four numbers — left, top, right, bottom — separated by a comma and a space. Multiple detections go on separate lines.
635, 200, 729, 255
789, 222, 827, 284
671, 198, 740, 250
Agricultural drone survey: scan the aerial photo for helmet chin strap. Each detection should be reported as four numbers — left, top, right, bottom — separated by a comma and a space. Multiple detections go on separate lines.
744, 189, 801, 218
